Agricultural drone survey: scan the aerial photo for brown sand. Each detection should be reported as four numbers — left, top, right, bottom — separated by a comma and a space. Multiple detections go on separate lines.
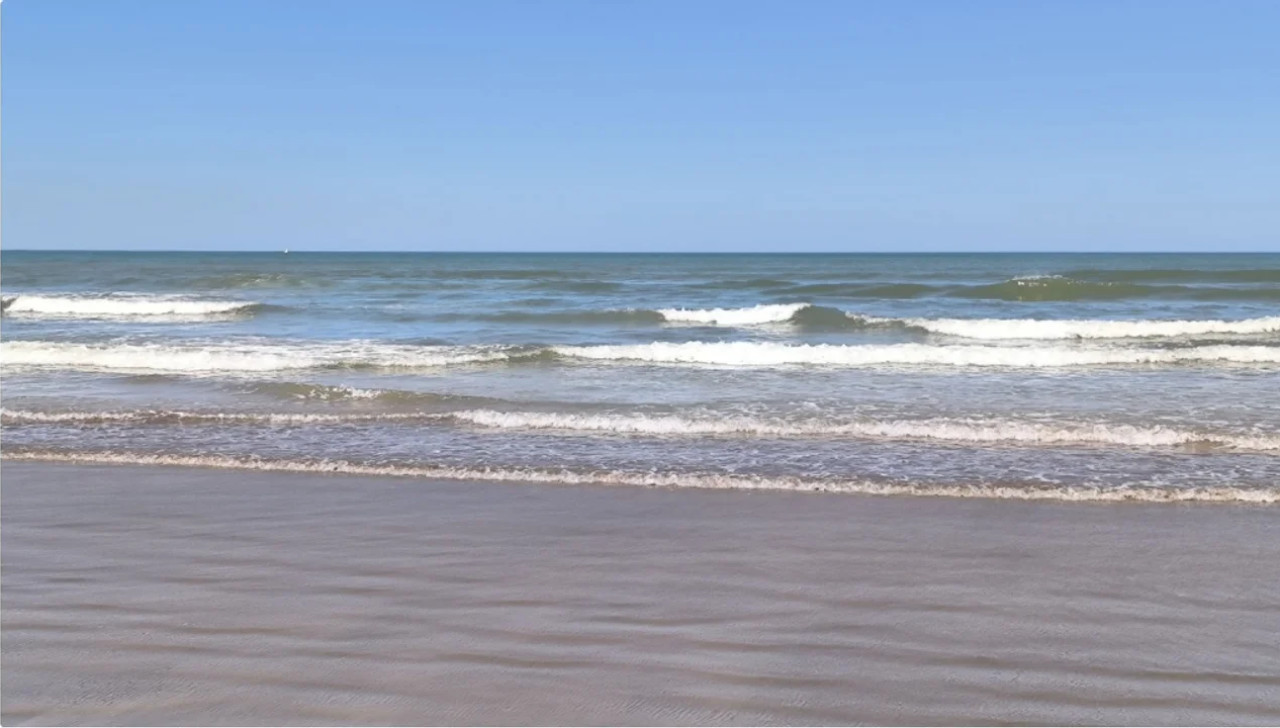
3, 462, 1278, 725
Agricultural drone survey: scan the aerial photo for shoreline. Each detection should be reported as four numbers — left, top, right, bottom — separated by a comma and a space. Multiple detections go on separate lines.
6, 450, 1277, 504
4, 461, 1279, 725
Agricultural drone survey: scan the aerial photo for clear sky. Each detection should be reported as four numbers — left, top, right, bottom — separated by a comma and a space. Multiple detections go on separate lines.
4, 1, 1279, 252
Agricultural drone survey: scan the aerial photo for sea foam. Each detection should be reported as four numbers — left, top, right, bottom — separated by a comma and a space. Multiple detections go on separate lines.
1, 295, 260, 319
650, 302, 1280, 341
553, 341, 1280, 368
0, 408, 428, 425
657, 303, 810, 326
8, 448, 1277, 504
446, 410, 1280, 451
898, 315, 1280, 340
1, 340, 517, 372
7, 338, 1278, 372
9, 406, 1277, 452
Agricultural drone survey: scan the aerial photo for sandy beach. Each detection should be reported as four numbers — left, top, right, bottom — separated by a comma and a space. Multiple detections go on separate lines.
3, 461, 1278, 725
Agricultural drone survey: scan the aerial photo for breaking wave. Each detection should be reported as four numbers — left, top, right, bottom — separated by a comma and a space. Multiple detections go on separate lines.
9, 407, 1277, 453
1, 340, 523, 372
1, 295, 263, 319
488, 302, 1280, 340
446, 410, 1280, 451
6, 337, 1279, 373
657, 303, 812, 326
7, 448, 1277, 503
553, 341, 1280, 368
898, 315, 1280, 340
0, 408, 428, 425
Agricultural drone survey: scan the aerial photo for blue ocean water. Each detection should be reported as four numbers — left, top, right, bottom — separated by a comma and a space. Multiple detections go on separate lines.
3, 251, 1279, 501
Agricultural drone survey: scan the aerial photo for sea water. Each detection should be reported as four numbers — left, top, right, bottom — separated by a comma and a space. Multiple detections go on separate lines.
3, 251, 1278, 502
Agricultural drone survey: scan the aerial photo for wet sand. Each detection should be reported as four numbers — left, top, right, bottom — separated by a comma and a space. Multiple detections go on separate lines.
3, 462, 1279, 726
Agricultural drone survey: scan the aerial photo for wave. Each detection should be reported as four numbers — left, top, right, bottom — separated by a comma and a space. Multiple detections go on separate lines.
486, 302, 1280, 340
8, 338, 1278, 373
7, 448, 1277, 503
752, 276, 1280, 302
956, 276, 1155, 302
523, 280, 622, 293
1, 340, 523, 372
897, 315, 1280, 340
445, 410, 1280, 451
653, 303, 892, 331
615, 303, 1280, 339
0, 408, 431, 426
553, 341, 1280, 368
701, 277, 797, 290
0, 295, 263, 319
954, 276, 1280, 302
1062, 268, 1280, 284
239, 381, 510, 407
10, 406, 1276, 452
657, 303, 811, 326
192, 272, 324, 289
767, 283, 937, 298
432, 304, 852, 329
434, 309, 667, 326
240, 382, 389, 401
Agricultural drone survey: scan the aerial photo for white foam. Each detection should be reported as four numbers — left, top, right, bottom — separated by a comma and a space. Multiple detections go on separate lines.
0, 408, 428, 425
446, 410, 1280, 451
649, 301, 1280, 340
897, 316, 1280, 340
7, 449, 1277, 504
554, 341, 1280, 368
2, 295, 258, 319
0, 340, 515, 372
8, 339, 1278, 373
658, 303, 809, 326
8, 407, 1275, 451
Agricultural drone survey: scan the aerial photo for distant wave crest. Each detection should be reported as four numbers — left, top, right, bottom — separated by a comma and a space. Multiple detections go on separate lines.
1, 295, 262, 319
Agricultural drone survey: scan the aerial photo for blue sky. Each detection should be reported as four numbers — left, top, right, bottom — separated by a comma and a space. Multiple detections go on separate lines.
4, 1, 1279, 251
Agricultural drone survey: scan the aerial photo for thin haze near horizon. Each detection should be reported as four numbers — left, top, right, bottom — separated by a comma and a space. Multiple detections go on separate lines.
4, 1, 1279, 253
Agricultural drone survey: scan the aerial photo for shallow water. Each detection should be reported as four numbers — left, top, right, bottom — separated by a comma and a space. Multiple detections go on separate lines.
3, 251, 1279, 501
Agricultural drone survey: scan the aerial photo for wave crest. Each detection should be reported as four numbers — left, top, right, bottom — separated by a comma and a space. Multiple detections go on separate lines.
553, 341, 1280, 368
1, 295, 262, 319
1, 340, 519, 372
657, 303, 811, 326
902, 315, 1280, 340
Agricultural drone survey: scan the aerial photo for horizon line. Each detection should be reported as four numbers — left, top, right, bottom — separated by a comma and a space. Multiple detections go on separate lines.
4, 248, 1277, 255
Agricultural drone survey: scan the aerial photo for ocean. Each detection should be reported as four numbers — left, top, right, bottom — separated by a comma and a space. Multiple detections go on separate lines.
2, 250, 1278, 503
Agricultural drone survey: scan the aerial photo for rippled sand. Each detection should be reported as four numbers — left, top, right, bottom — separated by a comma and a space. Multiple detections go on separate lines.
3, 462, 1279, 725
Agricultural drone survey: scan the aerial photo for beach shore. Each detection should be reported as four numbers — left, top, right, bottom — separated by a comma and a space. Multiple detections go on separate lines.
3, 461, 1278, 725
